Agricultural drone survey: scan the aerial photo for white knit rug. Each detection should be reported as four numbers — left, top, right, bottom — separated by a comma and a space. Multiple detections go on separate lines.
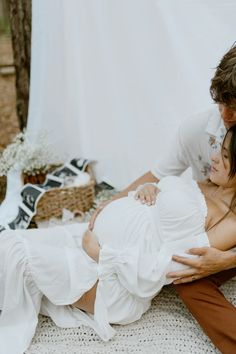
26, 280, 236, 354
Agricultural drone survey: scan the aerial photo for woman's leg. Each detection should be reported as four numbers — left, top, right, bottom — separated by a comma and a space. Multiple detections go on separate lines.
72, 281, 98, 314
71, 230, 100, 313
173, 268, 236, 354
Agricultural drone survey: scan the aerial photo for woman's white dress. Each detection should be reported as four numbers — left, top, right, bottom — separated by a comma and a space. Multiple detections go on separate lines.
0, 176, 210, 354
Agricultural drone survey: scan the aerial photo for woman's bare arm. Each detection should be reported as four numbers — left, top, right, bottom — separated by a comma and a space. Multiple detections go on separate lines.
112, 171, 159, 200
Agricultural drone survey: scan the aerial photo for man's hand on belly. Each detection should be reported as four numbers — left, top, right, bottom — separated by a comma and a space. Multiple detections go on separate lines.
166, 247, 236, 283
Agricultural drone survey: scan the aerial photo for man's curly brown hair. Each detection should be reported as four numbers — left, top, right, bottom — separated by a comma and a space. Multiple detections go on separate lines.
210, 44, 236, 107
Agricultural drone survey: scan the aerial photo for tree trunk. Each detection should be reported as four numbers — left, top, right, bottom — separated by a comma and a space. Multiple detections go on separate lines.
7, 0, 31, 130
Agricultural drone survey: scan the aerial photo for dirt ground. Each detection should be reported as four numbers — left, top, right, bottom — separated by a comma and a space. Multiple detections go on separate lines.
0, 34, 20, 151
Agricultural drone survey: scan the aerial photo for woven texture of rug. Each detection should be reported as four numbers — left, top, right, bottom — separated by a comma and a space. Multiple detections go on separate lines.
26, 280, 236, 354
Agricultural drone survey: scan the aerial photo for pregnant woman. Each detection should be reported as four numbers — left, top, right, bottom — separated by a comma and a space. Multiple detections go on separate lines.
1, 127, 236, 354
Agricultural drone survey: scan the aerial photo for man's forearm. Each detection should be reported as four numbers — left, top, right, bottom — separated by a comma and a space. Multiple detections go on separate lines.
112, 171, 159, 201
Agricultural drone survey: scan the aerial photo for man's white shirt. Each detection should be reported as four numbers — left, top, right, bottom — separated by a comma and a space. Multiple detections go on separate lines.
151, 106, 226, 182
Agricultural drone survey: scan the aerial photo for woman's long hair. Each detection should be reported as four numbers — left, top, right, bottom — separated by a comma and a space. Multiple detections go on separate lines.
225, 125, 236, 211
207, 125, 236, 231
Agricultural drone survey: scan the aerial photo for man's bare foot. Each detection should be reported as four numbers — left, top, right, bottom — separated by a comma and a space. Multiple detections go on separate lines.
82, 229, 100, 262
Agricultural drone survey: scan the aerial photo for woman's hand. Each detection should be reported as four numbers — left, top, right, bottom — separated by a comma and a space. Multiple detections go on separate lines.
82, 229, 100, 263
135, 184, 160, 205
88, 200, 112, 231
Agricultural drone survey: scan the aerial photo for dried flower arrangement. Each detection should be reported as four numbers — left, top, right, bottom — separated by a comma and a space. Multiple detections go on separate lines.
0, 131, 61, 179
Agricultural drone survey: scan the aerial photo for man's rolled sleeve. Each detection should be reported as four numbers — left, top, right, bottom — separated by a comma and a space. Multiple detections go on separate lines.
151, 124, 190, 180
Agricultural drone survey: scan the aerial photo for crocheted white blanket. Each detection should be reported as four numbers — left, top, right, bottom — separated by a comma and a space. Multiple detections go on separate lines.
27, 279, 235, 354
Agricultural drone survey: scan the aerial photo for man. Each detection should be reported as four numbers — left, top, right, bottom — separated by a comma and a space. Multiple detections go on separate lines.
89, 45, 236, 353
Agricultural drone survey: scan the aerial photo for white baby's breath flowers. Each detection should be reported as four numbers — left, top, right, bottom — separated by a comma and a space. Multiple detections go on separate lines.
0, 131, 61, 176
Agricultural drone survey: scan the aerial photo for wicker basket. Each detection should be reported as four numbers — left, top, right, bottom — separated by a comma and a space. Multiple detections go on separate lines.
33, 166, 95, 222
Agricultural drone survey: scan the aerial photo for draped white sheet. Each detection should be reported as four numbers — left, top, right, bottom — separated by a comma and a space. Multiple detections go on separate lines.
27, 0, 236, 189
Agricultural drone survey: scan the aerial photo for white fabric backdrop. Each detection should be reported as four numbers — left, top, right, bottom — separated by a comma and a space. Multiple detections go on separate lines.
27, 0, 236, 189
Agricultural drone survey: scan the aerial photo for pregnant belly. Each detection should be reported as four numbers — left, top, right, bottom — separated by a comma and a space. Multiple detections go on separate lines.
93, 196, 158, 250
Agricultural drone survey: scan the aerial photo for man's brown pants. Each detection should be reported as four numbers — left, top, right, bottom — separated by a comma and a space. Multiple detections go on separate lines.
174, 268, 236, 354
